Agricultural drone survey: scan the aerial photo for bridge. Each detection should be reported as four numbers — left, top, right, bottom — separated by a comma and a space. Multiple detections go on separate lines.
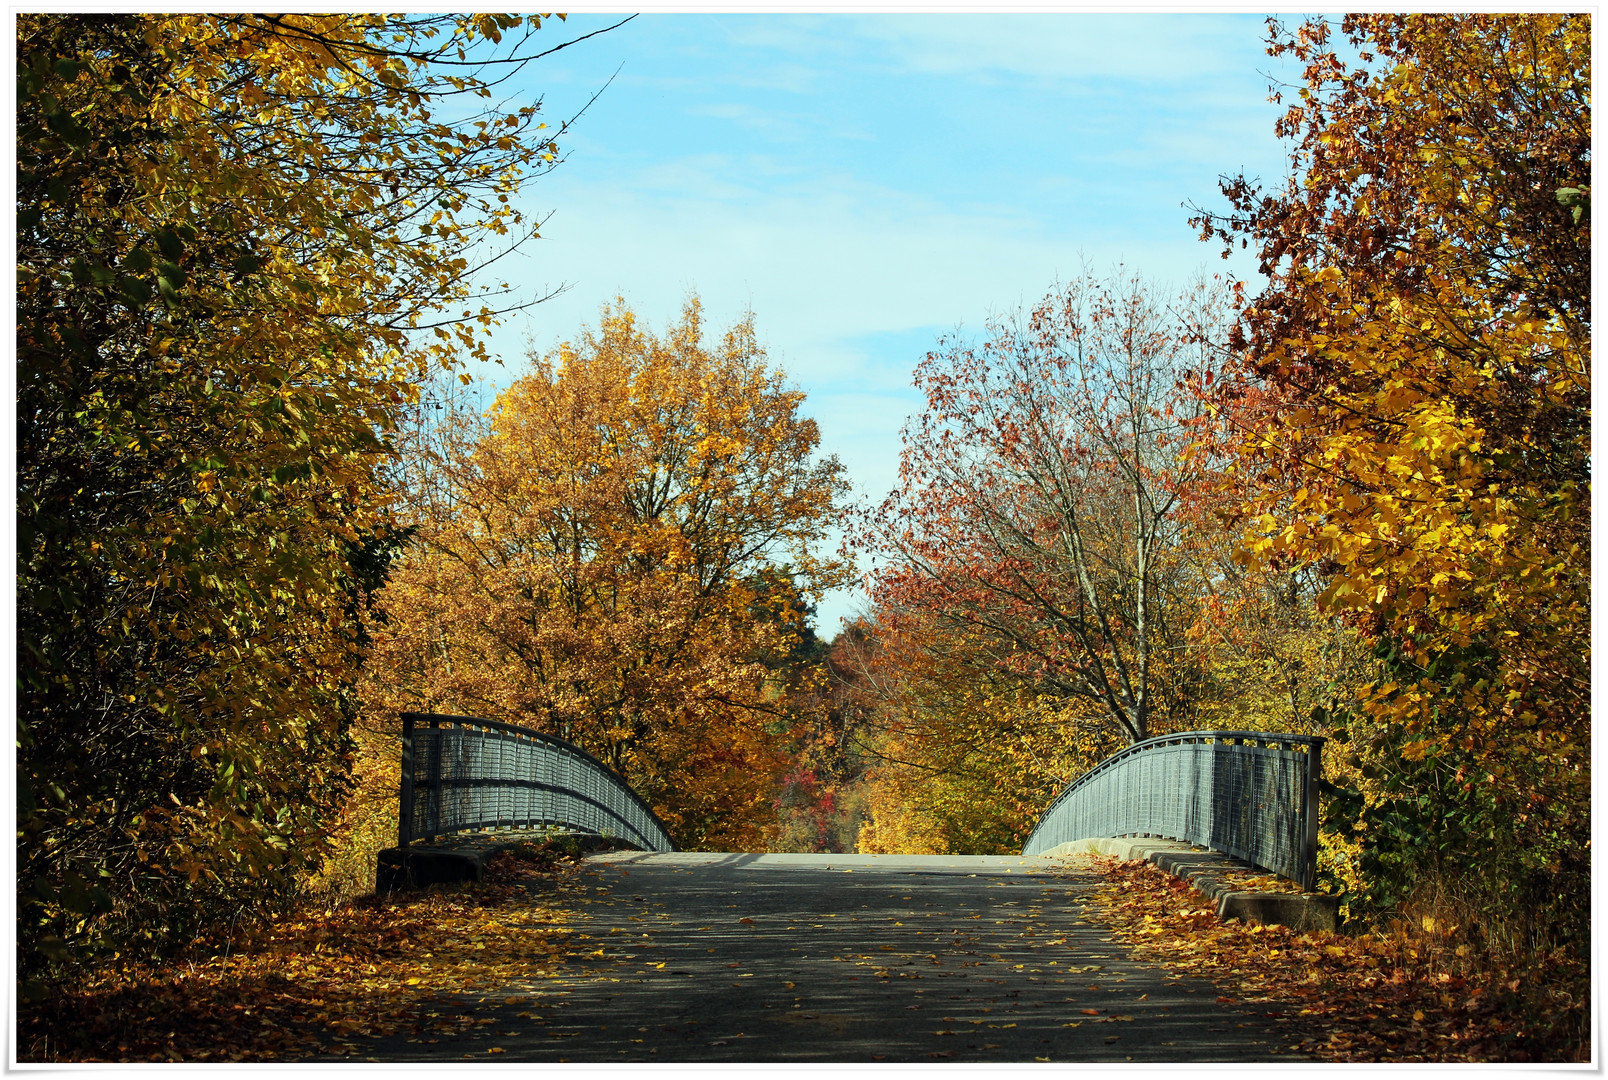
370, 713, 1327, 1062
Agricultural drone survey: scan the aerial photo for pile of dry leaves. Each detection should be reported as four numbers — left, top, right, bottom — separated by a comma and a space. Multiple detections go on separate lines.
19, 843, 581, 1063
1085, 856, 1587, 1063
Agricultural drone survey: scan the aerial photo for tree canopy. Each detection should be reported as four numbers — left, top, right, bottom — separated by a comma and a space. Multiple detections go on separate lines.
855, 270, 1231, 746
16, 12, 596, 979
1191, 13, 1589, 952
362, 299, 852, 849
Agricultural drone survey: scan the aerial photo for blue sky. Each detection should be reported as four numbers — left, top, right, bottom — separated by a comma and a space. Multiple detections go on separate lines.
471, 13, 1298, 636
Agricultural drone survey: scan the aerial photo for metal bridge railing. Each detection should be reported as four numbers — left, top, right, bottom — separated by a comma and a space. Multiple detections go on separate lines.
1021, 730, 1324, 889
398, 712, 676, 853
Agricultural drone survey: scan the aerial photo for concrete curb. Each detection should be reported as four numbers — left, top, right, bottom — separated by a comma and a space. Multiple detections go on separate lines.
375, 828, 632, 893
1039, 837, 1340, 933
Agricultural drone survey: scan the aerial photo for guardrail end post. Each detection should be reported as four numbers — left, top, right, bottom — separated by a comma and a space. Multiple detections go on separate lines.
1303, 738, 1325, 891
426, 714, 443, 843
399, 712, 416, 851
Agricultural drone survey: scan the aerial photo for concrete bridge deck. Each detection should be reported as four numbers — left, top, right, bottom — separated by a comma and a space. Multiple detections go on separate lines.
355, 850, 1307, 1062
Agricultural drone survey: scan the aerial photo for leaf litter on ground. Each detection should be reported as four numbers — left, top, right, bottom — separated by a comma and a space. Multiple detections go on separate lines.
19, 841, 586, 1062
1082, 855, 1585, 1063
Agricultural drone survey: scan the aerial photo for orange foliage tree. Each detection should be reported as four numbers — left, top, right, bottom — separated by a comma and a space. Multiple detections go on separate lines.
854, 269, 1232, 748
848, 615, 1123, 856
364, 300, 852, 850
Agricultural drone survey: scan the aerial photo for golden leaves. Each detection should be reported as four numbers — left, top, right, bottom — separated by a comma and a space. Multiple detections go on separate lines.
1087, 856, 1580, 1062
1203, 18, 1588, 875
16, 11, 592, 974
364, 298, 851, 850
21, 850, 583, 1062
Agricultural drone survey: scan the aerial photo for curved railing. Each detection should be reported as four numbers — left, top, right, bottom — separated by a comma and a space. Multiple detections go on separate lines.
1022, 730, 1323, 888
399, 712, 676, 853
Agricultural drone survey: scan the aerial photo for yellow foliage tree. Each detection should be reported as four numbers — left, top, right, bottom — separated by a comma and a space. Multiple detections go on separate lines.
16, 13, 601, 976
848, 616, 1124, 856
364, 300, 852, 850
1178, 490, 1375, 737
1193, 14, 1588, 947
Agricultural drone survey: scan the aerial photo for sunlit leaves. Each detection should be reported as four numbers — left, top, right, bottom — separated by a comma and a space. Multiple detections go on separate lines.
363, 299, 852, 851
19, 845, 586, 1062
852, 619, 1122, 856
17, 12, 578, 978
1193, 14, 1588, 966
1088, 856, 1586, 1062
854, 269, 1233, 747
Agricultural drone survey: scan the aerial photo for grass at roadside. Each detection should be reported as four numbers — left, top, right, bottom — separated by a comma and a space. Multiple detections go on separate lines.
1084, 855, 1587, 1063
18, 841, 582, 1063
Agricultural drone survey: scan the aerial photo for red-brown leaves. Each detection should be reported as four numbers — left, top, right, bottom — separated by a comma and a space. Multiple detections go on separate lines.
853, 269, 1236, 751
1084, 856, 1585, 1062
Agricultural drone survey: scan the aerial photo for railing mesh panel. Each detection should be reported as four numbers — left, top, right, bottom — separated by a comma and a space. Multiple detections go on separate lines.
401, 713, 675, 853
1022, 731, 1322, 887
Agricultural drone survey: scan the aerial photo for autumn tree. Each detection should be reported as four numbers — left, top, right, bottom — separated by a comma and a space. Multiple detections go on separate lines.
855, 269, 1231, 747
1176, 475, 1375, 737
363, 299, 852, 850
848, 615, 1121, 856
16, 13, 611, 979
1191, 15, 1588, 955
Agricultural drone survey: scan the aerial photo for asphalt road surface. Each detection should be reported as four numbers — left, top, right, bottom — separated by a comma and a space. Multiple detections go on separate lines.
354, 851, 1308, 1063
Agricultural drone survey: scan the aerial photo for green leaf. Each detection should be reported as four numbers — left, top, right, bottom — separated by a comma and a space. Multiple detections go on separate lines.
45, 110, 90, 148
155, 229, 183, 261
156, 259, 186, 289
1556, 186, 1589, 225
119, 274, 152, 305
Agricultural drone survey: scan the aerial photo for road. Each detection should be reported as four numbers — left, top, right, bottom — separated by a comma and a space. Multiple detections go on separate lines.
354, 850, 1308, 1063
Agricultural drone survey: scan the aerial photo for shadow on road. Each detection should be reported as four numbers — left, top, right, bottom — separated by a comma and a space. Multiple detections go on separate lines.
348, 851, 1308, 1063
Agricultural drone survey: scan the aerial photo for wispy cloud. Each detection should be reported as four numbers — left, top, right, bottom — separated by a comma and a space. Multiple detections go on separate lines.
489, 12, 1291, 630
716, 13, 1268, 85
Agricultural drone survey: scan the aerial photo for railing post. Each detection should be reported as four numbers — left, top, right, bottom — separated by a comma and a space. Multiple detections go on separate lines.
426, 715, 443, 842
398, 712, 416, 850
1302, 737, 1325, 891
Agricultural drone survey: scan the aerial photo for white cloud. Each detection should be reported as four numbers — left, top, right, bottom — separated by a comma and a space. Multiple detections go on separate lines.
474, 11, 1288, 637
715, 13, 1263, 86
